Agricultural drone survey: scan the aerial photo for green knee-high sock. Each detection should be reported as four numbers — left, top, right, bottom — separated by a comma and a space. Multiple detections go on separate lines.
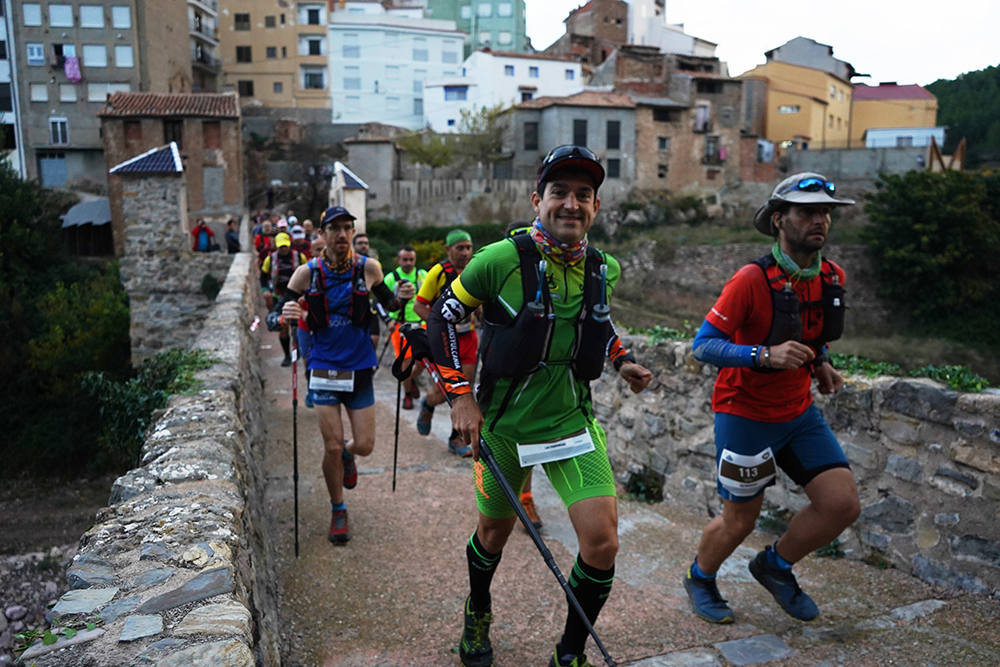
557, 555, 614, 657
467, 532, 502, 612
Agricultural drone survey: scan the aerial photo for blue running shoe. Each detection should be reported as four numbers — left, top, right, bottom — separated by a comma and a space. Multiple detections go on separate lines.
683, 566, 734, 624
304, 391, 314, 409
416, 399, 433, 436
749, 548, 819, 621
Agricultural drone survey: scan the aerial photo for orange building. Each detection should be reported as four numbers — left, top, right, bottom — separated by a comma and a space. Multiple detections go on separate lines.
850, 83, 937, 148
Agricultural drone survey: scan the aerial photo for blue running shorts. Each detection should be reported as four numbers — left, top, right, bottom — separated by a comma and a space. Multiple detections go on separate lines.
308, 367, 375, 410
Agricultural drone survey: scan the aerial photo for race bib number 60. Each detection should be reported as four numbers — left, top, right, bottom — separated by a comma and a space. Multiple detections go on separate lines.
718, 447, 777, 497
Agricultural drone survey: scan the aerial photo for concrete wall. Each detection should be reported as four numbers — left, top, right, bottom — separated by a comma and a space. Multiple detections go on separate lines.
25, 252, 280, 665
786, 146, 929, 180
594, 336, 1000, 596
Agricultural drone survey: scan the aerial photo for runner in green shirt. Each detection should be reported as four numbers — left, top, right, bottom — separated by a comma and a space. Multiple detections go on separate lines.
383, 245, 428, 408
427, 145, 653, 667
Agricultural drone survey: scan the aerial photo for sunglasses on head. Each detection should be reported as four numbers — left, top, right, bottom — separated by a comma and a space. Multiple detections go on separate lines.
779, 177, 837, 196
542, 144, 599, 166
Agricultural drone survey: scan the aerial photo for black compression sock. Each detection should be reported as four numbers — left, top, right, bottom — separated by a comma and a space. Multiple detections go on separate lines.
466, 531, 502, 612
280, 336, 290, 358
557, 555, 614, 657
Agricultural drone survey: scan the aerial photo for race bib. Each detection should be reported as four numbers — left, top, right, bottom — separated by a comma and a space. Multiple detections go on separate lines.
517, 430, 595, 468
718, 448, 777, 497
309, 369, 354, 392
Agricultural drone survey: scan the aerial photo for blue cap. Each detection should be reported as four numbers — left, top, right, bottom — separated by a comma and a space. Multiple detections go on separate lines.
320, 205, 356, 227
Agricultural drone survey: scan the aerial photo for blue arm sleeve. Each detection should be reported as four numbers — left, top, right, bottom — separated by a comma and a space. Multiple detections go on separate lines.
691, 320, 757, 368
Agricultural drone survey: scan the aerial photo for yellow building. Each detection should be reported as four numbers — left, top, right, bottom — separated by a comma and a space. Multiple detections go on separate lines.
219, 1, 330, 113
850, 84, 937, 148
740, 61, 853, 151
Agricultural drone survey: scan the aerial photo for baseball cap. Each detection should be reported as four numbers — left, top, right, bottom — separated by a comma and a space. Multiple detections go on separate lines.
287, 215, 299, 225
290, 225, 305, 240
276, 218, 289, 229
321, 205, 357, 227
753, 172, 855, 235
446, 229, 472, 246
536, 145, 605, 192
275, 232, 291, 248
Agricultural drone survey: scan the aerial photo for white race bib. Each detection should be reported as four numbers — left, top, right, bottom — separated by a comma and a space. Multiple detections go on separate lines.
517, 430, 595, 467
309, 369, 355, 392
718, 447, 777, 497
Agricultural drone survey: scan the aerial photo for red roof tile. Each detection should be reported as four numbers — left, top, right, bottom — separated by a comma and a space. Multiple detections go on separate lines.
518, 90, 635, 110
99, 92, 240, 118
852, 84, 935, 101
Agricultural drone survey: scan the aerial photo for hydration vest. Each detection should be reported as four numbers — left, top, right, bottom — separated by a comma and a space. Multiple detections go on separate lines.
304, 256, 371, 333
751, 253, 846, 372
268, 249, 303, 295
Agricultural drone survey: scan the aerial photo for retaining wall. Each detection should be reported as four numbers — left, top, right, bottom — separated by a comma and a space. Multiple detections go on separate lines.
594, 336, 1000, 596
24, 253, 280, 666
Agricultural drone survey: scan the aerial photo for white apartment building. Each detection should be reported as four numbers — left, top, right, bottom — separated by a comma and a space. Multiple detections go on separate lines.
329, 11, 464, 129
1, 0, 25, 177
424, 49, 582, 132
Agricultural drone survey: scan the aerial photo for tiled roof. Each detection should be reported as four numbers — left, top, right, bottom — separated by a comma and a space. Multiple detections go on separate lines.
631, 96, 688, 109
518, 90, 635, 110
100, 92, 240, 118
853, 83, 935, 101
109, 143, 183, 175
61, 198, 111, 228
335, 161, 369, 190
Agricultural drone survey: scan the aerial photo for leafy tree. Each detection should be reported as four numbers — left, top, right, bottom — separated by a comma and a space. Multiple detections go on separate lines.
396, 130, 453, 174
862, 170, 1000, 346
927, 65, 1000, 166
454, 104, 509, 168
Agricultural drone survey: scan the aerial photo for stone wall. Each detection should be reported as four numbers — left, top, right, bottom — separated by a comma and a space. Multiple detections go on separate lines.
593, 336, 1000, 596
785, 146, 929, 180
24, 253, 281, 665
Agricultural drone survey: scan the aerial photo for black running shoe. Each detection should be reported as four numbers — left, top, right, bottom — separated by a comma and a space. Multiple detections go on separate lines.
458, 596, 493, 667
749, 548, 819, 621
548, 646, 595, 667
683, 566, 734, 624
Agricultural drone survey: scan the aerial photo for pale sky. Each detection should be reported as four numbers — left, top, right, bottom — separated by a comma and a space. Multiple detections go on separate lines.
526, 0, 1000, 86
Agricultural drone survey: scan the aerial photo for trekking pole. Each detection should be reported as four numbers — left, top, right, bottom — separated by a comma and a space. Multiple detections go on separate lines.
289, 320, 300, 558
413, 355, 616, 667
392, 377, 402, 492
376, 319, 396, 368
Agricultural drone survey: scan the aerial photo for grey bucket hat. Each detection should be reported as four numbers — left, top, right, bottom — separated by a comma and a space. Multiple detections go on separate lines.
752, 172, 855, 235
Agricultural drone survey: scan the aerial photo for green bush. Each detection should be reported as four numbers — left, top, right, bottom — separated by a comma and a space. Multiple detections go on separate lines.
830, 352, 992, 392
829, 353, 902, 378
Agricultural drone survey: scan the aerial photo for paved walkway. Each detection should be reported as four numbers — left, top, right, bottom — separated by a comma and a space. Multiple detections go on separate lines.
258, 334, 999, 666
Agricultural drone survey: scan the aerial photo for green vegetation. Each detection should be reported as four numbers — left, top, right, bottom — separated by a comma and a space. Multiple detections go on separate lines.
623, 465, 665, 503
863, 170, 1000, 349
829, 354, 902, 378
627, 323, 695, 344
926, 65, 1000, 166
815, 538, 846, 559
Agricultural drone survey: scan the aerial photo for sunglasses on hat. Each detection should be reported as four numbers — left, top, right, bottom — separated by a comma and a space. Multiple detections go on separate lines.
541, 144, 599, 166
778, 176, 837, 197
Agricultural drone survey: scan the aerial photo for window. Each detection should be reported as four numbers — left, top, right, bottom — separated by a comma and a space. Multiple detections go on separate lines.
0, 83, 10, 112
299, 4, 324, 25
0, 41, 6, 60
442, 50, 457, 64
343, 66, 360, 90
498, 2, 513, 16
607, 158, 620, 178
49, 4, 73, 27
281, 46, 287, 58
236, 46, 252, 63
657, 136, 670, 150
524, 121, 538, 150
529, 66, 538, 78
265, 15, 275, 28
657, 163, 668, 179
163, 119, 183, 148
413, 38, 429, 62
413, 98, 423, 116
49, 117, 69, 145
60, 84, 77, 102
266, 46, 277, 59
565, 69, 575, 80
573, 119, 587, 147
778, 104, 800, 114
82, 45, 107, 67
504, 64, 514, 76
234, 13, 251, 30
696, 80, 722, 94
703, 135, 721, 164
111, 5, 131, 28
27, 43, 45, 66
498, 32, 512, 45
479, 31, 491, 45
80, 6, 104, 28
838, 89, 844, 102
896, 136, 914, 147
653, 108, 677, 122
203, 121, 221, 149
520, 91, 532, 102
830, 84, 836, 99
52, 43, 75, 66
444, 85, 467, 101
413, 69, 426, 93
280, 13, 285, 24
478, 3, 492, 17
302, 37, 324, 56
124, 120, 141, 142
828, 114, 833, 128
342, 34, 359, 58
86, 82, 129, 101
606, 120, 620, 150
237, 80, 255, 97
23, 4, 42, 26
461, 5, 471, 18
273, 81, 283, 93
447, 119, 456, 127
114, 45, 133, 68
308, 8, 320, 24
302, 66, 326, 89
30, 83, 48, 102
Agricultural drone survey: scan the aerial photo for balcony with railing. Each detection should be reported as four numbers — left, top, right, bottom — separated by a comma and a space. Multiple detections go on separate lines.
190, 16, 219, 44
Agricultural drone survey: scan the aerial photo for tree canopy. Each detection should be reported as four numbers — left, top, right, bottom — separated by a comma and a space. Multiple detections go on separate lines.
927, 65, 1000, 166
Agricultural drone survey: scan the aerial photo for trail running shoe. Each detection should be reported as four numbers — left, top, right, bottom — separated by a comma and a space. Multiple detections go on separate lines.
304, 391, 314, 409
448, 435, 473, 457
520, 492, 543, 530
683, 566, 734, 624
548, 646, 595, 667
342, 449, 358, 489
403, 393, 414, 410
328, 508, 350, 544
749, 548, 819, 621
459, 596, 493, 667
416, 399, 433, 435
281, 355, 292, 367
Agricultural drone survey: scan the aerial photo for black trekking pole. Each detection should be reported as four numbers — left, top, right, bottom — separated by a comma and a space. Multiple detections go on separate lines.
289, 321, 300, 558
410, 350, 616, 667
392, 377, 402, 492
376, 319, 396, 368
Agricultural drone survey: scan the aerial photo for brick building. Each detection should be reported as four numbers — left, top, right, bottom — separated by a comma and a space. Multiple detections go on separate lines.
543, 0, 628, 67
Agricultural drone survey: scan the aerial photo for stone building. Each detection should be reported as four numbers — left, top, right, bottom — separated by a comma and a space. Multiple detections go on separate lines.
543, 0, 628, 67
7, 1, 191, 187
100, 91, 244, 255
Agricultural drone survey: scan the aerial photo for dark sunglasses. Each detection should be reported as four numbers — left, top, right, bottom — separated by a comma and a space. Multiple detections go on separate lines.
779, 176, 837, 196
542, 144, 599, 166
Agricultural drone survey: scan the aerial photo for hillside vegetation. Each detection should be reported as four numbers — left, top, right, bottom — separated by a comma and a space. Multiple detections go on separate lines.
927, 64, 1000, 166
